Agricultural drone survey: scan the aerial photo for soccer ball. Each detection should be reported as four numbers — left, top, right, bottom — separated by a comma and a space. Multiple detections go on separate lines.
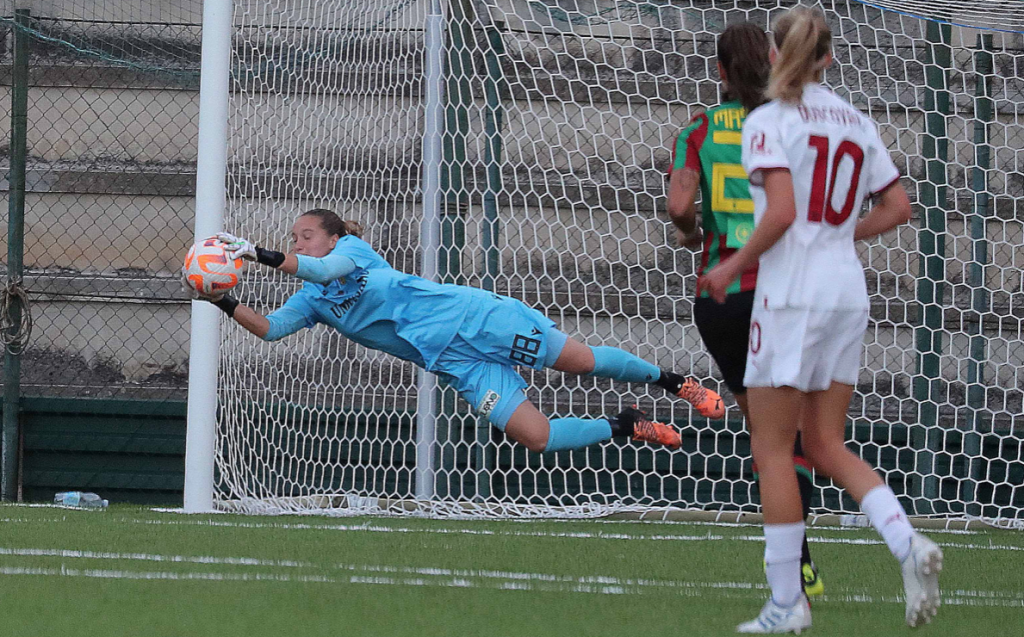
183, 237, 244, 296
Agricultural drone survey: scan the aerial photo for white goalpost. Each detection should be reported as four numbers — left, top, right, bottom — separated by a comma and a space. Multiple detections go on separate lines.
184, 0, 233, 513
185, 0, 1024, 526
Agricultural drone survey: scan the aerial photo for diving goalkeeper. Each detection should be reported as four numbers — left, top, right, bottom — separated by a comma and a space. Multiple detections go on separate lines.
188, 208, 725, 454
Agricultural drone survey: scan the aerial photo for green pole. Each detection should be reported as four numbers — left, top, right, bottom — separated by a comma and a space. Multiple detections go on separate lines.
440, 0, 473, 286
481, 23, 506, 294
964, 33, 993, 515
474, 21, 507, 500
2, 8, 30, 501
911, 21, 951, 514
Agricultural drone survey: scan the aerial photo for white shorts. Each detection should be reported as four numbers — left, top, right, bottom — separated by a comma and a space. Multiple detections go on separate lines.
743, 306, 868, 392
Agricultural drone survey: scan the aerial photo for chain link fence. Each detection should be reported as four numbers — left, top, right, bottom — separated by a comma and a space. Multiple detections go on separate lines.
1, 1, 201, 400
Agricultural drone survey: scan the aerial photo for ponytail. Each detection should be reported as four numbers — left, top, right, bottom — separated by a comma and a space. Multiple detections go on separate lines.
718, 22, 770, 113
340, 219, 364, 238
768, 7, 832, 104
301, 208, 364, 239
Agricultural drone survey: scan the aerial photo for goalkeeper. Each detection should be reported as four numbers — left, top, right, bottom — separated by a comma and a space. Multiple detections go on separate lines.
190, 208, 725, 454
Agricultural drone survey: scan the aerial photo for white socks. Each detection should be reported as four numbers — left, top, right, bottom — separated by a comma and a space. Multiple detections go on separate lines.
764, 521, 806, 607
861, 485, 915, 561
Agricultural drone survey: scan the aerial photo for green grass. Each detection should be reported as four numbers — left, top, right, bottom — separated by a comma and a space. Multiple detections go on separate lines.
0, 505, 1021, 636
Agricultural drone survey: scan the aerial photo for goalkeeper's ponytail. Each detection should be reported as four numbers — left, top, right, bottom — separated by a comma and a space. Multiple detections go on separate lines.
302, 208, 364, 239
341, 220, 364, 238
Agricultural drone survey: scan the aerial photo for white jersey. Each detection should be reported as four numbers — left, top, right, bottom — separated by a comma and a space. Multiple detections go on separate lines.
741, 84, 900, 311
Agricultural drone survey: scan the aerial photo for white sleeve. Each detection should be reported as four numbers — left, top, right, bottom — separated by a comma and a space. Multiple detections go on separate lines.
865, 123, 901, 194
742, 112, 789, 187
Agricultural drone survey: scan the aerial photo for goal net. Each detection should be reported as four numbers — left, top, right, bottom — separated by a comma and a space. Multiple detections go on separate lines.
211, 0, 1024, 525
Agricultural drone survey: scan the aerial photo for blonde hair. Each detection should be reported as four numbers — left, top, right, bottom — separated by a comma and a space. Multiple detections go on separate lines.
768, 7, 832, 104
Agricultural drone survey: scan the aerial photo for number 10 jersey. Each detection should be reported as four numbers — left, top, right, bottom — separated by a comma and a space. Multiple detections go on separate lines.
741, 84, 901, 311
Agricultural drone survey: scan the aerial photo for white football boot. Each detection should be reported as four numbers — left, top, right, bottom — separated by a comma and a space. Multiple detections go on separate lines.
900, 532, 943, 627
736, 596, 812, 634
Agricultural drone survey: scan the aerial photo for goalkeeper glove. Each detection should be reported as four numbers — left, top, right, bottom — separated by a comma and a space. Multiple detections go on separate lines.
217, 231, 285, 268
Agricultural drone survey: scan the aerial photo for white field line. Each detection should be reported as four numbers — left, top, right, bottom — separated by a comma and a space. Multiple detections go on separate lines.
2, 544, 1024, 610
2, 504, 988, 535
2, 514, 1018, 553
0, 561, 1021, 609
4, 546, 1024, 604
0, 546, 764, 593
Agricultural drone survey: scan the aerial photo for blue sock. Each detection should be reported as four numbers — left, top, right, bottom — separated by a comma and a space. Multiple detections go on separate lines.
588, 346, 661, 383
545, 418, 613, 452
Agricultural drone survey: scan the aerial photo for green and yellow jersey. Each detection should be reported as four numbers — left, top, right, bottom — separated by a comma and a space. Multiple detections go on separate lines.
670, 101, 759, 296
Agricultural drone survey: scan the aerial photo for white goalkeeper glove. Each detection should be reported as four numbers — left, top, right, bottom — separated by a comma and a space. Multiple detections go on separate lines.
217, 231, 287, 268
216, 231, 258, 262
180, 266, 225, 302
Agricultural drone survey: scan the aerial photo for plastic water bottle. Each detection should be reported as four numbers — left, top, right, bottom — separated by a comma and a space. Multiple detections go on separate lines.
54, 491, 108, 510
839, 514, 870, 528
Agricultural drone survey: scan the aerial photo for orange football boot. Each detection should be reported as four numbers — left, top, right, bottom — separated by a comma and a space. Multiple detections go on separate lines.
620, 407, 682, 450
677, 378, 725, 419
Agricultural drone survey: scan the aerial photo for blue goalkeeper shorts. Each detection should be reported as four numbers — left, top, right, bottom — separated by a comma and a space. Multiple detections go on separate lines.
433, 297, 566, 429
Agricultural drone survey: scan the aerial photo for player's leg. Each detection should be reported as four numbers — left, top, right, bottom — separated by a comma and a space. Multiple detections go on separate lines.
695, 291, 822, 598
752, 426, 822, 598
800, 383, 883, 500
443, 357, 680, 454
736, 385, 812, 634
800, 307, 941, 627
502, 399, 680, 453
439, 304, 682, 452
792, 431, 823, 597
801, 383, 942, 627
546, 333, 725, 419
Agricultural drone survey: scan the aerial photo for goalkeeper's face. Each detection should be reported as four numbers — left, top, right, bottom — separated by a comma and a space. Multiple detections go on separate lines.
290, 215, 339, 258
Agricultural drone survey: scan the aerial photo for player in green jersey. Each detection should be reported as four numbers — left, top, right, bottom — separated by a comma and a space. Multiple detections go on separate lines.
665, 22, 823, 598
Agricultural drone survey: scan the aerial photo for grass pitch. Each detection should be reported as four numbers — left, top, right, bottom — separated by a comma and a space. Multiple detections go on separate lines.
0, 505, 1021, 636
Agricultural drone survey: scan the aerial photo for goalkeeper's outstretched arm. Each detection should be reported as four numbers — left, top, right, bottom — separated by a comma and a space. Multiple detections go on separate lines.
206, 297, 270, 339
215, 232, 357, 284
203, 290, 316, 343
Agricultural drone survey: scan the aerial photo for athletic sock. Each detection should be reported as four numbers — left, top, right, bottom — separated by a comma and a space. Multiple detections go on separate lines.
654, 369, 685, 394
545, 418, 613, 452
588, 346, 660, 383
861, 485, 915, 561
794, 433, 814, 519
792, 434, 815, 568
796, 467, 814, 519
607, 409, 639, 438
764, 521, 806, 607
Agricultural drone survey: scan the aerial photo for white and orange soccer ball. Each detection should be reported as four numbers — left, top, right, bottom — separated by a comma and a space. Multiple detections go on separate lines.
183, 237, 244, 296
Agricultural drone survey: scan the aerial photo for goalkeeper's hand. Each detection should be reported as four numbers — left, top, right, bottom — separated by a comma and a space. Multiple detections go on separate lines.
180, 266, 225, 302
216, 231, 258, 262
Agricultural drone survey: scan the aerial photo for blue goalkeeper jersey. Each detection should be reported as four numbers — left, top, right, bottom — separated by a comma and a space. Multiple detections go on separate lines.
264, 235, 508, 371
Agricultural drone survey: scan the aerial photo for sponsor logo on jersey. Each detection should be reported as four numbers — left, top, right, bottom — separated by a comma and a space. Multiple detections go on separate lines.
329, 273, 369, 319
478, 390, 501, 418
749, 131, 767, 155
734, 222, 752, 244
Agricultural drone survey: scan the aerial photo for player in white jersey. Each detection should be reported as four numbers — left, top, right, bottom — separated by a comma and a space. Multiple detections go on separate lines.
698, 7, 943, 634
